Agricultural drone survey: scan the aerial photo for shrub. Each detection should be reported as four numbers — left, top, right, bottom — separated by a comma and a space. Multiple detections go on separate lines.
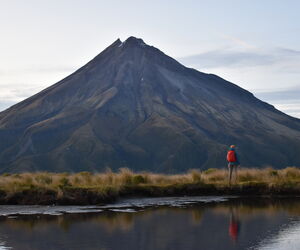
59, 177, 71, 188
268, 170, 278, 177
12, 174, 21, 178
78, 171, 91, 177
132, 175, 146, 185
203, 168, 218, 174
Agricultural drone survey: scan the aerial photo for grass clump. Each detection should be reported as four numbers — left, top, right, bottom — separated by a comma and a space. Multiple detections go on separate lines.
283, 167, 300, 179
188, 169, 202, 183
203, 168, 218, 175
132, 175, 147, 185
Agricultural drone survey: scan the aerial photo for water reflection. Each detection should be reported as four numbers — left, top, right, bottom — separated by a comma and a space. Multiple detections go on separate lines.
229, 208, 240, 242
0, 198, 298, 250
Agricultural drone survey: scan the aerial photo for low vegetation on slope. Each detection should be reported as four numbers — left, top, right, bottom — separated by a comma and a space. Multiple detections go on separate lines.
0, 167, 299, 205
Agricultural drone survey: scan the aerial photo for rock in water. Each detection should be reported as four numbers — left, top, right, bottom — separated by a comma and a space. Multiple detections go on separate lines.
0, 37, 300, 172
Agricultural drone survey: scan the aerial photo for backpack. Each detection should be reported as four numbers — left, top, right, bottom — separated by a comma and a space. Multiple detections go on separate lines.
227, 150, 237, 162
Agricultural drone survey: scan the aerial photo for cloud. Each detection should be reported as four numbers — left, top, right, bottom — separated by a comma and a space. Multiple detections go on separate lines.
219, 34, 257, 49
0, 64, 78, 112
0, 84, 48, 112
178, 46, 300, 119
0, 100, 17, 112
178, 47, 300, 69
255, 87, 300, 100
273, 102, 300, 119
179, 49, 275, 68
255, 87, 300, 118
0, 65, 76, 75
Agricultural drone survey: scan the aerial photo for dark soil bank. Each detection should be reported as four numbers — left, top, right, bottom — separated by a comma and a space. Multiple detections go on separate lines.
1, 183, 300, 205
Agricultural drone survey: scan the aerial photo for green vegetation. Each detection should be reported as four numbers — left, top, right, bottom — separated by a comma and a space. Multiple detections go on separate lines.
0, 167, 299, 205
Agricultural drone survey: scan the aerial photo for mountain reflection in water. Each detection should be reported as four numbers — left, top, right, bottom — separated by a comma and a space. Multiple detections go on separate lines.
0, 198, 299, 250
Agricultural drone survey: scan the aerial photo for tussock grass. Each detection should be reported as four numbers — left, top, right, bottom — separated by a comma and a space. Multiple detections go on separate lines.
1, 167, 300, 191
0, 167, 299, 204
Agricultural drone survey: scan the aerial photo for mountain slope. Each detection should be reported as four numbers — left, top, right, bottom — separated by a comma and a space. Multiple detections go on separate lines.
0, 37, 300, 172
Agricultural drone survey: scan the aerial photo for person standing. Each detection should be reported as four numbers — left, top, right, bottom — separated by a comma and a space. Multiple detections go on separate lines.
227, 145, 240, 185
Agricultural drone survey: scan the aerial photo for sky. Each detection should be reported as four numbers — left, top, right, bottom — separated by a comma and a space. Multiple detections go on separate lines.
1, 0, 300, 117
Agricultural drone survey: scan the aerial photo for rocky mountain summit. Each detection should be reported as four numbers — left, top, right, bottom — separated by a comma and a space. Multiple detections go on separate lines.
0, 36, 300, 172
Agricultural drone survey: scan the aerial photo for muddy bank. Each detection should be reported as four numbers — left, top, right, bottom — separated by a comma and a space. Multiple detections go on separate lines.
0, 183, 300, 205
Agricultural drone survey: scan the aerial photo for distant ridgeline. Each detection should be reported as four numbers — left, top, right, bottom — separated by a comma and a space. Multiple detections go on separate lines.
0, 37, 300, 173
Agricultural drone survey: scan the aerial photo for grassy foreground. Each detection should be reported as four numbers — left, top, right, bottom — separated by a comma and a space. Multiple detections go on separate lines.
0, 167, 300, 205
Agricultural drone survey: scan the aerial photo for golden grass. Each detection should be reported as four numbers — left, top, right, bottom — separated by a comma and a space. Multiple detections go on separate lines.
0, 166, 300, 191
0, 167, 299, 204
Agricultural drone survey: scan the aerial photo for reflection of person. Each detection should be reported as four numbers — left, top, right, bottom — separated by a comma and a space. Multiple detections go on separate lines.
229, 208, 240, 242
227, 145, 240, 185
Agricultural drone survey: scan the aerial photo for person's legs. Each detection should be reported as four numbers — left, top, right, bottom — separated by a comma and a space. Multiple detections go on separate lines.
228, 163, 233, 184
233, 165, 238, 183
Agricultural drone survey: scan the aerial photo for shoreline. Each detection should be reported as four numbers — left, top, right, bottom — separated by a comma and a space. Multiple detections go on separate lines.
0, 183, 300, 205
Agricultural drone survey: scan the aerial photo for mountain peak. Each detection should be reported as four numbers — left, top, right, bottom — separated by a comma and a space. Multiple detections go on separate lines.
122, 36, 147, 47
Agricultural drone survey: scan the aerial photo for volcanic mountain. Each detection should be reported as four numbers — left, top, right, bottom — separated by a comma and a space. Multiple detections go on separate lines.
0, 37, 300, 173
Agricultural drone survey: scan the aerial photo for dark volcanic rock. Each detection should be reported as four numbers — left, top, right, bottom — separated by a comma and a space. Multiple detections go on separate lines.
0, 36, 300, 172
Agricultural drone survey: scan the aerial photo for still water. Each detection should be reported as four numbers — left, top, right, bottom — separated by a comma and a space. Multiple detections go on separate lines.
0, 197, 299, 250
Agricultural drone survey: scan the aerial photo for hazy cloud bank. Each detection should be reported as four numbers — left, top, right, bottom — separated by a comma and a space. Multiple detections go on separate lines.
179, 47, 300, 69
178, 46, 300, 118
255, 87, 300, 118
0, 65, 78, 112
